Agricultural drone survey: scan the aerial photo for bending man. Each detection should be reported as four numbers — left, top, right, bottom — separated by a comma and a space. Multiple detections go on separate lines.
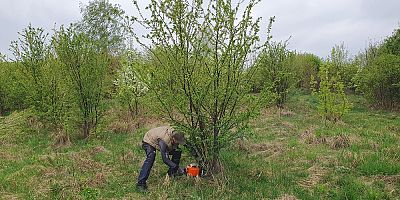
136, 126, 186, 191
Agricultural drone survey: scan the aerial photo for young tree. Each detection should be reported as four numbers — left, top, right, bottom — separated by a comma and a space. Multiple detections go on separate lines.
10, 25, 49, 111
133, 0, 271, 173
311, 62, 352, 125
114, 51, 149, 118
10, 25, 64, 125
75, 0, 128, 55
329, 43, 358, 92
354, 27, 400, 109
255, 41, 295, 108
291, 53, 321, 92
53, 26, 110, 139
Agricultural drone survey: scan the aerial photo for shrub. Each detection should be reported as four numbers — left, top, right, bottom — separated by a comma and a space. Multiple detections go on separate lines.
311, 62, 352, 124
9, 25, 65, 125
114, 51, 149, 118
53, 26, 110, 138
357, 54, 400, 108
133, 0, 269, 173
254, 41, 296, 108
354, 27, 400, 109
292, 53, 321, 92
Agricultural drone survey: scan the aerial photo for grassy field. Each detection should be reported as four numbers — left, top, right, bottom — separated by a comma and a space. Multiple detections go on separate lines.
0, 92, 399, 199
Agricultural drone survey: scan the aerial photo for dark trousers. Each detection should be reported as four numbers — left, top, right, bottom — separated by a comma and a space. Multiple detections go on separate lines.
137, 142, 181, 186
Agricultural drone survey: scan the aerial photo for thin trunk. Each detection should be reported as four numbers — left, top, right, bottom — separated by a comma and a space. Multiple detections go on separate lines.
83, 120, 90, 139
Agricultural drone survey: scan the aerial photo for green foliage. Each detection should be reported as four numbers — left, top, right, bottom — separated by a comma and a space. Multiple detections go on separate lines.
357, 54, 400, 108
311, 63, 352, 124
9, 25, 65, 125
0, 62, 27, 114
53, 26, 110, 138
133, 0, 267, 172
353, 27, 400, 109
75, 0, 128, 55
291, 53, 321, 92
254, 41, 295, 107
114, 51, 149, 117
329, 43, 358, 91
381, 27, 400, 56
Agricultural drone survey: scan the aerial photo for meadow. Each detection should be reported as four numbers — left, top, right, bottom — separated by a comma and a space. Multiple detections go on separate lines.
1, 92, 399, 199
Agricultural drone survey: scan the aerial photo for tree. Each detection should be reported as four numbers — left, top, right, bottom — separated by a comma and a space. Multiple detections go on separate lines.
75, 0, 128, 55
53, 26, 110, 139
114, 51, 149, 118
354, 26, 400, 109
254, 41, 295, 108
291, 53, 321, 92
357, 54, 400, 108
329, 43, 358, 92
311, 62, 352, 125
10, 25, 64, 125
133, 0, 270, 173
10, 25, 49, 112
381, 27, 400, 56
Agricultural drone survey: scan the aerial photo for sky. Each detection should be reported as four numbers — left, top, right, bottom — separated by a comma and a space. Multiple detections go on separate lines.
0, 0, 399, 59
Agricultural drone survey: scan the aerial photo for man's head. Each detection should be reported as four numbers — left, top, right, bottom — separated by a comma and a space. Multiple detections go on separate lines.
171, 130, 186, 145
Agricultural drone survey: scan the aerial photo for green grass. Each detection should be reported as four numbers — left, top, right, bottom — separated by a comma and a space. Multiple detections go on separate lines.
0, 92, 399, 199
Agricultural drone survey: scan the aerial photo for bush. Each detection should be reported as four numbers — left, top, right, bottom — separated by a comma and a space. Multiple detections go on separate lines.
354, 26, 400, 109
9, 25, 65, 125
357, 54, 400, 108
292, 53, 321, 92
311, 62, 352, 124
0, 62, 29, 114
253, 41, 296, 108
134, 0, 267, 172
53, 26, 110, 138
114, 51, 149, 118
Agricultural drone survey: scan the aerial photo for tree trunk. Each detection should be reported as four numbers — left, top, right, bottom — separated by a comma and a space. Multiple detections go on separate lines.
83, 120, 90, 139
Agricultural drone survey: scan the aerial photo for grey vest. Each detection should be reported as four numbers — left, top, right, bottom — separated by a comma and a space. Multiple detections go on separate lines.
142, 126, 177, 151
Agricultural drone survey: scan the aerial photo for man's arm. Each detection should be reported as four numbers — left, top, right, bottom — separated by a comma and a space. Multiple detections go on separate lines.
158, 139, 177, 169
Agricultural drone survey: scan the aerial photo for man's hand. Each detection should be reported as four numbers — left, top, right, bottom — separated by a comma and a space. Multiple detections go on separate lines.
176, 166, 186, 176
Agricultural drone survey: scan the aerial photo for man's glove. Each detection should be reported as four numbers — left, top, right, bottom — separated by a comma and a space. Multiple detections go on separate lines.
176, 166, 186, 176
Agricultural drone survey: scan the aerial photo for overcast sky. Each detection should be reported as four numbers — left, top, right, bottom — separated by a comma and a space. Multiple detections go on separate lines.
1, 0, 399, 59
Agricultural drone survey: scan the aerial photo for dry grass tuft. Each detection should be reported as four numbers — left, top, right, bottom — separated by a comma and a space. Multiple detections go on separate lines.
120, 150, 136, 164
329, 134, 350, 149
107, 120, 136, 134
0, 193, 21, 200
298, 165, 328, 188
280, 109, 295, 117
70, 153, 104, 171
90, 146, 109, 155
281, 121, 296, 131
88, 172, 108, 187
275, 194, 299, 200
0, 151, 20, 161
53, 128, 71, 149
237, 138, 284, 158
299, 126, 327, 145
26, 115, 44, 130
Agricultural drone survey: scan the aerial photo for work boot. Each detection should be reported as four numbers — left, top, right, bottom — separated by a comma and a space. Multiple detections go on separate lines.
136, 184, 148, 193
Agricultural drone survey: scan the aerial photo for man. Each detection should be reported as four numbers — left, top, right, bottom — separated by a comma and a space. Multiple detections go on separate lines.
136, 126, 186, 192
